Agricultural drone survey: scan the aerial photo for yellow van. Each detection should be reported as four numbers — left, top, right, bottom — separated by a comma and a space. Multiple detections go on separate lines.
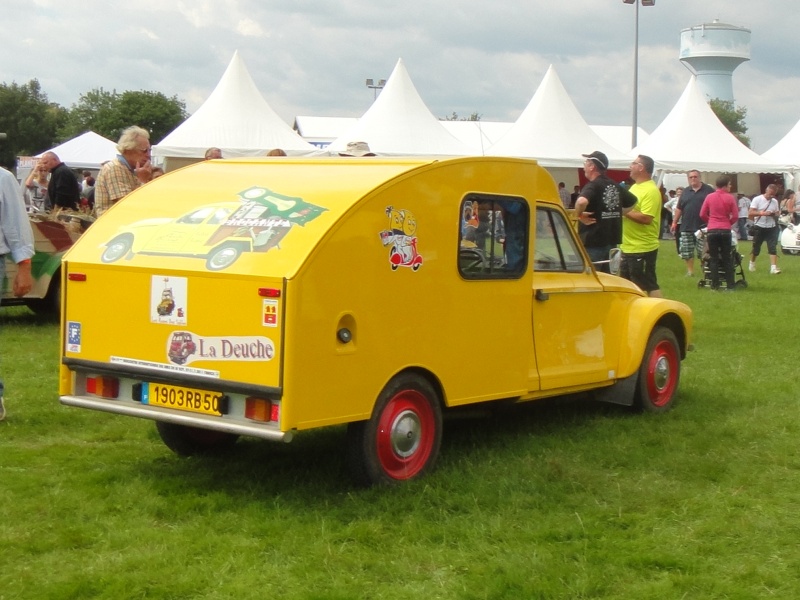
59, 156, 693, 486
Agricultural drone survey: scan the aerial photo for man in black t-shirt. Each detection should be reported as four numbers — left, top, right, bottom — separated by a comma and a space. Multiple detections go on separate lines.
39, 152, 81, 211
670, 169, 714, 277
574, 150, 636, 272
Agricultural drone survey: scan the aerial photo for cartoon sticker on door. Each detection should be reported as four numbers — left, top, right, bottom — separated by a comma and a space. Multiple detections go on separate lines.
100, 186, 327, 271
378, 206, 423, 271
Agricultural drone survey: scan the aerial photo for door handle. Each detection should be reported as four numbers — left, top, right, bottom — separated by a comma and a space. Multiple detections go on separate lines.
535, 289, 549, 301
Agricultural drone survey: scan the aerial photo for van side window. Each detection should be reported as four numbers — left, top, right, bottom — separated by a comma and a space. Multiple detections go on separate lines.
458, 194, 528, 279
534, 207, 585, 272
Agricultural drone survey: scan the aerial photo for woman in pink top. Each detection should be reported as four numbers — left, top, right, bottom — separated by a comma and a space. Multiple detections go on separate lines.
699, 175, 739, 291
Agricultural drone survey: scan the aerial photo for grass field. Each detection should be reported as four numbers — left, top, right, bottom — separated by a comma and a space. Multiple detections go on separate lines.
1, 239, 797, 599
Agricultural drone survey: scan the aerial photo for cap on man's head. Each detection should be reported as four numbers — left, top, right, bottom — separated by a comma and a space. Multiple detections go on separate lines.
340, 141, 375, 157
582, 150, 609, 171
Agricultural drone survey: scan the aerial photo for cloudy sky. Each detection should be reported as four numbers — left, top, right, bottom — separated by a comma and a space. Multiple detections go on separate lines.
3, 1, 798, 152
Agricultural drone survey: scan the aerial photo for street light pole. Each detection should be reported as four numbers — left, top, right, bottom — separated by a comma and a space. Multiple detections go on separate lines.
365, 78, 386, 100
624, 0, 655, 150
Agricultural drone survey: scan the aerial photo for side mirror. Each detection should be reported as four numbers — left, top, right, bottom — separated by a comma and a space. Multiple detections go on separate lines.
608, 248, 621, 276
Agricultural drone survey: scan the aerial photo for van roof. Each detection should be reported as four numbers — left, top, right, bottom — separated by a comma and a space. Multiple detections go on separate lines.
66, 156, 552, 277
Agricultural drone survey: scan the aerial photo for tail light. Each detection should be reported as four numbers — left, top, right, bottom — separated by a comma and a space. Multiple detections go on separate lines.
245, 397, 279, 422
86, 376, 120, 399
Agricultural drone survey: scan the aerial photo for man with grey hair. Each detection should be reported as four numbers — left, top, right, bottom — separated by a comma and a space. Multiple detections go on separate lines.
94, 125, 153, 216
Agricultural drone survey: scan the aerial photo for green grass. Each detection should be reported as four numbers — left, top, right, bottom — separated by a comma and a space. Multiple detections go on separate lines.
1, 240, 797, 599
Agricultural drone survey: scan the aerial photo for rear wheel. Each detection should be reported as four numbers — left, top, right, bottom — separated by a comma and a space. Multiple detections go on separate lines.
346, 373, 442, 486
102, 234, 133, 263
634, 327, 681, 413
156, 421, 239, 456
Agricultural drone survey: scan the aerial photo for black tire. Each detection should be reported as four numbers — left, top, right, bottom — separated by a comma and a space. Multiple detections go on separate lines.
346, 373, 442, 486
634, 326, 681, 413
26, 274, 61, 317
735, 280, 748, 289
206, 244, 241, 271
155, 421, 239, 456
102, 234, 134, 263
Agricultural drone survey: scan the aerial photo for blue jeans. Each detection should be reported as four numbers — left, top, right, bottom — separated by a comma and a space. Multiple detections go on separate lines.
586, 245, 613, 273
737, 217, 748, 241
0, 255, 5, 397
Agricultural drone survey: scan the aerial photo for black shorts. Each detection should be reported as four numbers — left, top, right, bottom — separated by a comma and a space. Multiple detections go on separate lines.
620, 249, 660, 293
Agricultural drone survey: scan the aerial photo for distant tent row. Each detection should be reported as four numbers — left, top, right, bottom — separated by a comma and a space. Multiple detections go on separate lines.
136, 50, 800, 177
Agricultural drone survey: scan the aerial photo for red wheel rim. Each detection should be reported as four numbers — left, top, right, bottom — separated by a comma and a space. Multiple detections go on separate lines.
646, 340, 679, 407
376, 389, 436, 480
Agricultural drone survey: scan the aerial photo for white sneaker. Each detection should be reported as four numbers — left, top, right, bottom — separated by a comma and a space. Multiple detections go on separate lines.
0, 397, 5, 421
771, 266, 781, 274
749, 262, 756, 272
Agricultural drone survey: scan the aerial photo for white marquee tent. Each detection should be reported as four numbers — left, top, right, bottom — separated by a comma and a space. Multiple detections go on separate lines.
634, 76, 789, 174
486, 65, 633, 169
761, 117, 800, 170
153, 51, 316, 168
441, 121, 513, 155
325, 58, 471, 156
36, 131, 117, 170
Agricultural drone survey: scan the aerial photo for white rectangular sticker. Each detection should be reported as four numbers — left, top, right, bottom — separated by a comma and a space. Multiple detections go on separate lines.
262, 299, 278, 327
150, 275, 188, 325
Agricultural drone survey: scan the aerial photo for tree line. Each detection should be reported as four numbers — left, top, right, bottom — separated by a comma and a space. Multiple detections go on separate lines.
0, 79, 188, 170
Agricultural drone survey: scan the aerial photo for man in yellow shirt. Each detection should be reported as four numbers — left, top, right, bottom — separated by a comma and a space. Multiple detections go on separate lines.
620, 155, 663, 298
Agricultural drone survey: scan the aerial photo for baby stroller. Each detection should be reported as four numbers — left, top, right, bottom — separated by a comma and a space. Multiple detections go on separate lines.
696, 228, 747, 290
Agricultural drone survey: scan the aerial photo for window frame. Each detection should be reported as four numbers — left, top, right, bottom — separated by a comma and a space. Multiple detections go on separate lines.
457, 193, 529, 280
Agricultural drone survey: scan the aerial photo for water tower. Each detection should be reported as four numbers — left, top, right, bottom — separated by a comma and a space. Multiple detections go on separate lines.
679, 19, 751, 103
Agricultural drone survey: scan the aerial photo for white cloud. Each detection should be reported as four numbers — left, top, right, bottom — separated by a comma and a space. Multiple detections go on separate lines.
1, 0, 798, 153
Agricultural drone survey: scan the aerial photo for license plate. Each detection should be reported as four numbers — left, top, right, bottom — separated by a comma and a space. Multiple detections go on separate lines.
142, 382, 225, 416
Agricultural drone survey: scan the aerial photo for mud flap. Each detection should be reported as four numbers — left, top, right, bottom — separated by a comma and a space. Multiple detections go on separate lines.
591, 372, 637, 406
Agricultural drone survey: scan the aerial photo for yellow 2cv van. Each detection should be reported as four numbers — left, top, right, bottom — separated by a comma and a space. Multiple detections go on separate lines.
59, 156, 693, 486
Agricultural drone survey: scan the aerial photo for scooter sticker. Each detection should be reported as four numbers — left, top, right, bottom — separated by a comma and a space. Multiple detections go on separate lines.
378, 206, 423, 271
150, 276, 188, 324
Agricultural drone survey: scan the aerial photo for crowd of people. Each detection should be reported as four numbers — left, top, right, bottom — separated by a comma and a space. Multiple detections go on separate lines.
1, 133, 796, 420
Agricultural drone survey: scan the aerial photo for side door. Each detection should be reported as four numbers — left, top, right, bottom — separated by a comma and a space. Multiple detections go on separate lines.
531, 206, 619, 391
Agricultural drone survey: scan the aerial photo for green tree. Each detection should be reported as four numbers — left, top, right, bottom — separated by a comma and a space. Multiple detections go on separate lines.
61, 88, 119, 140
62, 88, 188, 144
442, 111, 482, 121
709, 98, 750, 148
0, 79, 66, 169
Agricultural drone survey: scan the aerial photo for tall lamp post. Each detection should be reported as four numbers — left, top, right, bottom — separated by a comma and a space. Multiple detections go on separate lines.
366, 78, 386, 100
623, 0, 655, 150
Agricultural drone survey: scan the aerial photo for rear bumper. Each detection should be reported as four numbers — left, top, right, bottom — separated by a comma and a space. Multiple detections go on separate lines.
60, 395, 293, 443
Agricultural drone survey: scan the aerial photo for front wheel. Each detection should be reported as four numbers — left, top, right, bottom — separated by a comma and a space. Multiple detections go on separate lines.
156, 421, 239, 456
206, 244, 241, 271
346, 373, 442, 486
634, 327, 681, 413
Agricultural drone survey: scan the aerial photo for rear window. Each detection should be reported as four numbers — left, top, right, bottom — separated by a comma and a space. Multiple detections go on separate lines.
458, 194, 528, 279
